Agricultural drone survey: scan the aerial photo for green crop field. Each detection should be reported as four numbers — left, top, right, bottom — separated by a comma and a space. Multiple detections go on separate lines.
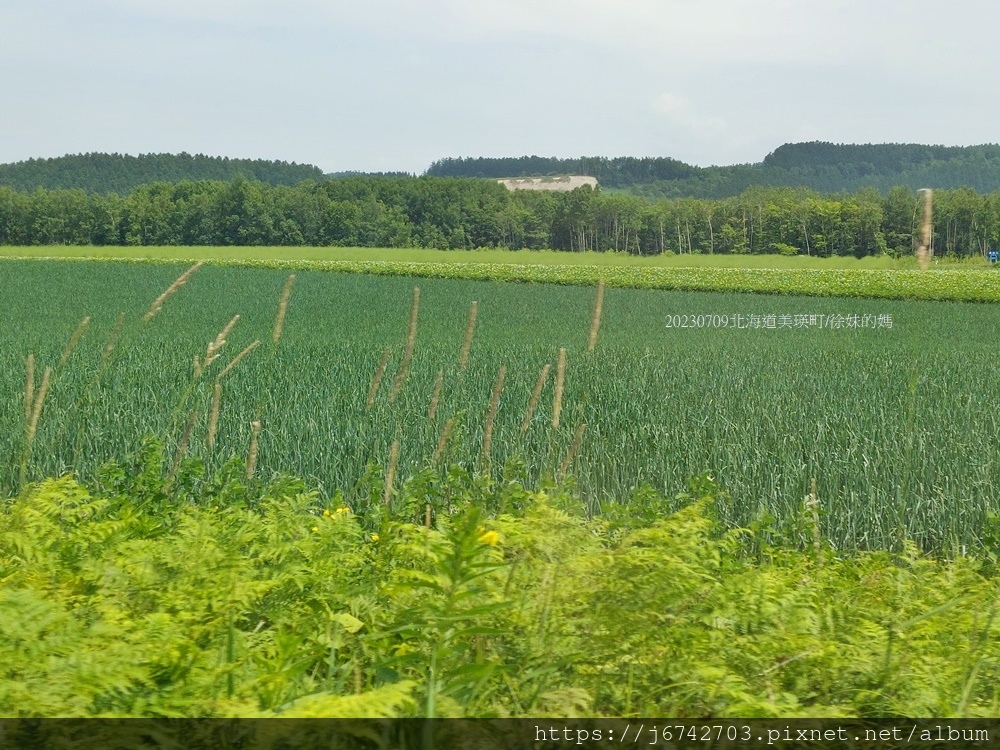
3, 258, 1000, 550
0, 244, 923, 267
3, 249, 999, 302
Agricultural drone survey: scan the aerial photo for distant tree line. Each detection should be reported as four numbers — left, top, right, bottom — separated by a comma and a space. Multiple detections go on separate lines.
429, 143, 1000, 198
2, 177, 999, 258
9, 144, 1000, 201
0, 153, 325, 195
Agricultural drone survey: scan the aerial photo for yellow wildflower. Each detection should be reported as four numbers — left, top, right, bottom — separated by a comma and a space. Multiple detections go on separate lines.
323, 509, 331, 517
371, 533, 380, 542
478, 530, 499, 546
311, 526, 319, 532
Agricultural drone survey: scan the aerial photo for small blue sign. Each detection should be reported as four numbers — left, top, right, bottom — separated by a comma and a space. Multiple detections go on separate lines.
989, 250, 999, 263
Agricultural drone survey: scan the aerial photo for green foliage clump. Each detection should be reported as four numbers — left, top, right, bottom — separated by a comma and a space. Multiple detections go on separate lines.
2, 467, 1000, 718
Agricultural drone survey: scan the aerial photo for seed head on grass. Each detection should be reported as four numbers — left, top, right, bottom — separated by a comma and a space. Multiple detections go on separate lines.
20, 365, 52, 490
558, 423, 587, 478
216, 340, 260, 382
272, 275, 295, 344
99, 312, 127, 372
24, 354, 35, 424
207, 383, 222, 449
26, 367, 52, 447
367, 347, 392, 410
432, 417, 456, 465
389, 287, 420, 402
587, 279, 605, 352
383, 439, 400, 505
166, 410, 198, 490
807, 477, 822, 560
59, 316, 91, 366
552, 348, 567, 430
458, 301, 478, 371
205, 315, 240, 368
428, 369, 444, 420
143, 262, 203, 322
482, 365, 506, 465
246, 419, 262, 479
521, 363, 551, 434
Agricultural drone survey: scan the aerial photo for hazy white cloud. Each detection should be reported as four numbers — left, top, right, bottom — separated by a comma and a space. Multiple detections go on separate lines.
3, 1, 1000, 172
652, 93, 726, 134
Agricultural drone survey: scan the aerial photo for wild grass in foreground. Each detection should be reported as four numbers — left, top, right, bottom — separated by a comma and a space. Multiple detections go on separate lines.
2, 465, 999, 720
3, 261, 1000, 550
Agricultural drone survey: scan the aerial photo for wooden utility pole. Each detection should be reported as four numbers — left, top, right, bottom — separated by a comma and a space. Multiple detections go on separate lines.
916, 188, 933, 270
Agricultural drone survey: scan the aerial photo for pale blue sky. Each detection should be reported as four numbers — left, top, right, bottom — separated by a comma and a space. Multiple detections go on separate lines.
2, 1, 998, 173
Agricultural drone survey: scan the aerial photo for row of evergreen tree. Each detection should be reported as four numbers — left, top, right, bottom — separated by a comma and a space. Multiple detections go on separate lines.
3, 177, 999, 257
0, 153, 324, 195
8, 143, 1000, 199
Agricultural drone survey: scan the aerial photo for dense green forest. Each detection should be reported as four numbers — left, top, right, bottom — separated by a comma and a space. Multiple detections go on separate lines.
3, 176, 1000, 258
0, 153, 324, 194
429, 142, 1000, 198
8, 142, 1000, 199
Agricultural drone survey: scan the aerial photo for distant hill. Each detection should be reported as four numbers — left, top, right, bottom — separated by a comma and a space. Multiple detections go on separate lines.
427, 155, 697, 187
428, 143, 1000, 198
0, 152, 325, 194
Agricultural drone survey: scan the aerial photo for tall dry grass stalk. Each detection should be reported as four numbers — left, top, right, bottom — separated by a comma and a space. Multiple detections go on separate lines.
205, 315, 240, 368
246, 419, 262, 479
482, 365, 507, 464
166, 410, 198, 489
20, 365, 52, 489
432, 417, 456, 464
24, 354, 35, 424
552, 348, 567, 430
520, 363, 551, 434
99, 312, 127, 371
389, 287, 420, 402
207, 383, 223, 448
428, 369, 444, 420
916, 188, 933, 271
26, 367, 52, 447
216, 341, 260, 382
458, 301, 478, 371
587, 280, 605, 352
272, 275, 296, 344
59, 316, 91, 366
143, 262, 203, 322
807, 477, 822, 559
559, 423, 587, 477
367, 347, 392, 409
383, 439, 400, 505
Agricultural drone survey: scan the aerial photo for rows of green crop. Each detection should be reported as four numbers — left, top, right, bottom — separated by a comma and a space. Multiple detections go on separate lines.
7, 254, 1000, 302
2, 260, 1000, 549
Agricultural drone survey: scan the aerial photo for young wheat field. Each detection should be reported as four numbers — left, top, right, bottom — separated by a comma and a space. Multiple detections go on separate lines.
3, 258, 999, 550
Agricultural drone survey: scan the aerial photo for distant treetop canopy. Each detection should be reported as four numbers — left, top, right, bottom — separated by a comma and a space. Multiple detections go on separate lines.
6, 142, 1000, 199
427, 143, 1000, 198
0, 152, 325, 194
